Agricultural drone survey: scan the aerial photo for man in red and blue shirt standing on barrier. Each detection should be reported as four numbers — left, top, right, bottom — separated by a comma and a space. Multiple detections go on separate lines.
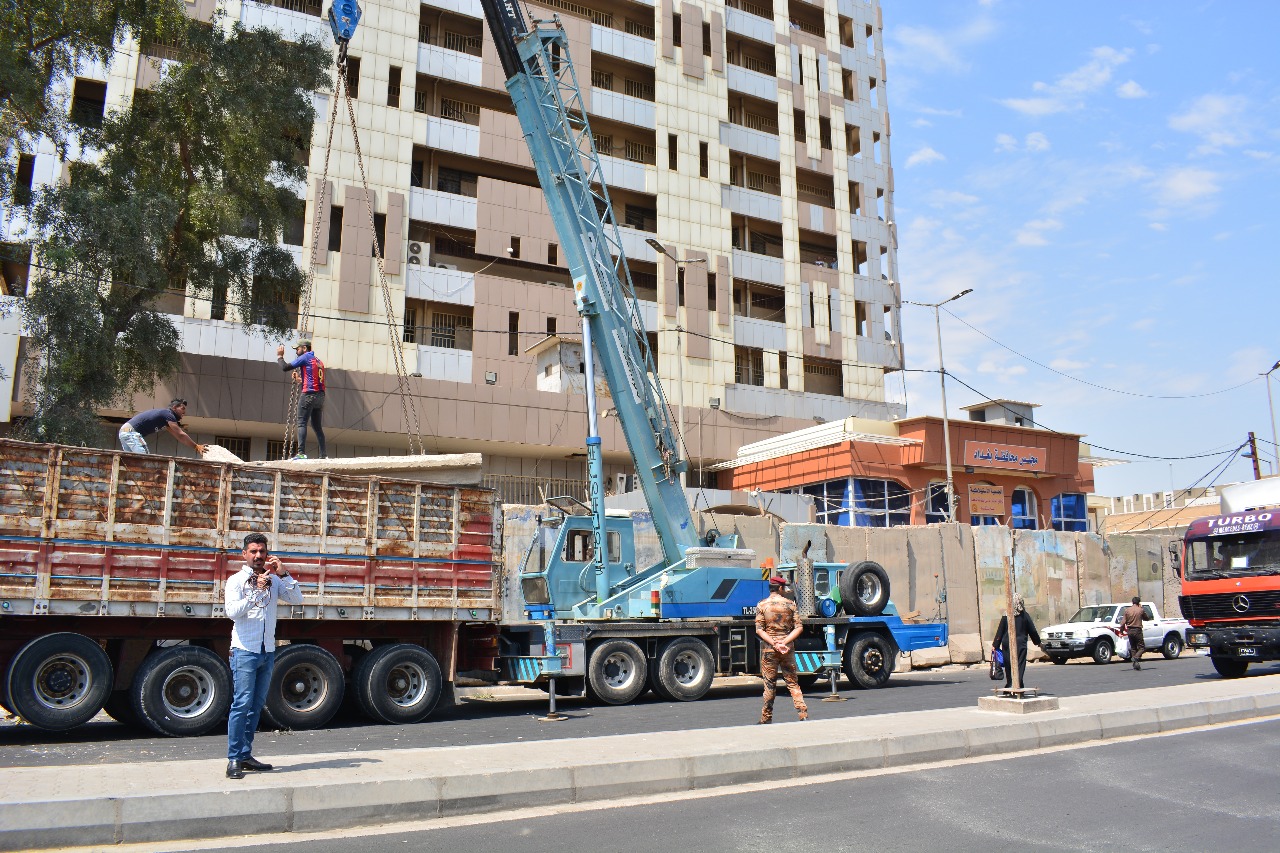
276, 339, 326, 459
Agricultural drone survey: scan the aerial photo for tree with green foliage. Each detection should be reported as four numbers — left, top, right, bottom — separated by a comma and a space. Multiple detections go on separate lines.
20, 20, 331, 445
1, 0, 187, 200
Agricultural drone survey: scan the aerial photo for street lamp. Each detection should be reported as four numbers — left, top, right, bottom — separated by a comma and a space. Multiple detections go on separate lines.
905, 289, 974, 522
1265, 359, 1280, 476
644, 239, 705, 486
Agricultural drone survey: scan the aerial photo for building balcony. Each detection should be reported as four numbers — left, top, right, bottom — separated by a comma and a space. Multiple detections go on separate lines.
418, 42, 483, 87
414, 344, 472, 384
840, 44, 858, 71
732, 315, 787, 351
731, 249, 785, 287
409, 186, 478, 229
592, 24, 655, 67
590, 88, 656, 129
420, 113, 481, 157
614, 224, 658, 262
420, 0, 482, 18
723, 184, 782, 223
405, 264, 475, 306
597, 153, 652, 193
239, 2, 329, 42
725, 383, 905, 425
725, 4, 774, 44
720, 122, 780, 161
726, 64, 777, 101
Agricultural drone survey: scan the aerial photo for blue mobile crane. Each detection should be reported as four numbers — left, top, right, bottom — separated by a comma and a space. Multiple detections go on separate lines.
477, 1, 946, 702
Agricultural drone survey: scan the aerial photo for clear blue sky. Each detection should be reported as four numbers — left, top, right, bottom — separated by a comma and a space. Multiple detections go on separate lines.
883, 0, 1280, 498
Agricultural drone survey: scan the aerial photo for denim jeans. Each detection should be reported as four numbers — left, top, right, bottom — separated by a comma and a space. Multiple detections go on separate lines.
227, 648, 274, 761
118, 428, 149, 454
296, 392, 326, 458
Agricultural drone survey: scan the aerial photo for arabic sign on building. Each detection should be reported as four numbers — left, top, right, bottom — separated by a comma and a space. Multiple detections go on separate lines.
963, 440, 1047, 472
968, 484, 1006, 516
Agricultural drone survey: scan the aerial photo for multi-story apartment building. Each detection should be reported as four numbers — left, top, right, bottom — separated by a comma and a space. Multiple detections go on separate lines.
0, 0, 903, 504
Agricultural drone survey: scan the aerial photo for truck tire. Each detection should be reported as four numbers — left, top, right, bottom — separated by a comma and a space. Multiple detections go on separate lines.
586, 639, 648, 705
1048, 655, 1068, 665
1211, 656, 1249, 679
263, 644, 346, 730
1091, 637, 1114, 665
839, 561, 891, 617
1161, 634, 1184, 659
352, 643, 441, 725
843, 633, 895, 689
5, 633, 113, 732
131, 646, 232, 737
649, 638, 714, 702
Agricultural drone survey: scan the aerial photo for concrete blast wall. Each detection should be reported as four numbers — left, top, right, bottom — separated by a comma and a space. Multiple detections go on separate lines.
500, 506, 1179, 667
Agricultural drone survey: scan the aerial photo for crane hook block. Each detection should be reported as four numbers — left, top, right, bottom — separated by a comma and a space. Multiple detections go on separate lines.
328, 0, 362, 43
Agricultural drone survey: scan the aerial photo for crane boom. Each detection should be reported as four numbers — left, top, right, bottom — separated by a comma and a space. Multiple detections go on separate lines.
479, 1, 700, 567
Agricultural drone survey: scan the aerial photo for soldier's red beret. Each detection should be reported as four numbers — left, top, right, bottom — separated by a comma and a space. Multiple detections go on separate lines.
768, 575, 788, 586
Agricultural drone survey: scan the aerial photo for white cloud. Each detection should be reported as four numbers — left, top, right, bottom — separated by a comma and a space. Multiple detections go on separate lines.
906, 146, 946, 167
1130, 316, 1157, 331
1168, 94, 1251, 153
1001, 46, 1132, 115
995, 133, 1018, 152
911, 118, 933, 128
927, 190, 980, 208
916, 106, 964, 118
1243, 149, 1273, 160
887, 18, 997, 75
1050, 358, 1088, 372
1149, 222, 1167, 231
1155, 167, 1221, 205
1116, 80, 1149, 98
1024, 132, 1051, 152
1015, 218, 1063, 246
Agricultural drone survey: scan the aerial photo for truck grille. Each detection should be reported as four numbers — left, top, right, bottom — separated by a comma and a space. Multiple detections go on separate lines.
1180, 591, 1280, 621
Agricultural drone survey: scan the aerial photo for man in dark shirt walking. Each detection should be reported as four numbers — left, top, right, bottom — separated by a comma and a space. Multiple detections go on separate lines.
118, 399, 206, 457
276, 339, 326, 459
1122, 596, 1146, 670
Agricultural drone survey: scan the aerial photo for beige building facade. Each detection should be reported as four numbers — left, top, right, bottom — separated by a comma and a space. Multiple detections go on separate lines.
1, 0, 904, 504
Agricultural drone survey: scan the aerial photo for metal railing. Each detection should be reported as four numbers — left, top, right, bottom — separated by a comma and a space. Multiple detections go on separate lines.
728, 107, 778, 134
623, 79, 655, 101
624, 140, 655, 165
726, 0, 773, 20
539, 0, 613, 27
624, 19, 655, 39
482, 474, 590, 506
796, 182, 834, 206
264, 0, 322, 17
592, 70, 613, 90
727, 52, 776, 76
443, 31, 482, 56
440, 97, 481, 125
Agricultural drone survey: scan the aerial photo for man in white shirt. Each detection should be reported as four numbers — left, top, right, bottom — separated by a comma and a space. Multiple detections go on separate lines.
224, 532, 303, 779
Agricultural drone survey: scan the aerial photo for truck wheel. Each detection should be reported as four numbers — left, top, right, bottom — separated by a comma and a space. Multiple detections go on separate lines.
132, 646, 232, 737
586, 639, 648, 705
649, 638, 714, 702
1211, 656, 1249, 679
843, 633, 895, 689
5, 633, 113, 732
263, 644, 346, 730
839, 561, 891, 617
1161, 634, 1184, 659
102, 692, 141, 727
353, 644, 441, 725
1091, 638, 1114, 665
1048, 655, 1068, 665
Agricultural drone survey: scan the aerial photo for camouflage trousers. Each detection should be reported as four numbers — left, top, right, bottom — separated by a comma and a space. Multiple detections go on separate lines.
760, 649, 808, 723
1128, 629, 1145, 668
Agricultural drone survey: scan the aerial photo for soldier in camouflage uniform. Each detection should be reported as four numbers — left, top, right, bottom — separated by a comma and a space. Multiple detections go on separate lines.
754, 575, 809, 724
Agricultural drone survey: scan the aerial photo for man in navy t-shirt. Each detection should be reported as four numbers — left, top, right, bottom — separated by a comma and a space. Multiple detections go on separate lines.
118, 399, 206, 456
276, 339, 326, 459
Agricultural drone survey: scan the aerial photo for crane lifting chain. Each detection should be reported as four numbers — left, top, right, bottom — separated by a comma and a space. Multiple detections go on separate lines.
283, 0, 426, 457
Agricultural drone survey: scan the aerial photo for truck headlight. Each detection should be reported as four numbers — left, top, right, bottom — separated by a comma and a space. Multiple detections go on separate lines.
1189, 632, 1209, 645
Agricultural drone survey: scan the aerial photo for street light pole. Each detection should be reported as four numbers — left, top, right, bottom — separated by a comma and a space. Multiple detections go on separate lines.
907, 289, 973, 522
1266, 359, 1280, 477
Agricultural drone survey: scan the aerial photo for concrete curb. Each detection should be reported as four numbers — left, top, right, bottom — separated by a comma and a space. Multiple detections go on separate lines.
4, 676, 1280, 851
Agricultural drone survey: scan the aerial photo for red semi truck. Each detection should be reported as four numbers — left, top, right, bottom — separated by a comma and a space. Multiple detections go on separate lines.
1176, 479, 1280, 677
0, 438, 501, 735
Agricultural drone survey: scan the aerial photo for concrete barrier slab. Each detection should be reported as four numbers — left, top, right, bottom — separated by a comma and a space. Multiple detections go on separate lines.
1034, 712, 1102, 748
573, 755, 690, 802
1098, 706, 1161, 741
0, 799, 118, 852
792, 736, 886, 776
966, 720, 1041, 757
439, 767, 573, 817
1207, 695, 1262, 725
883, 728, 967, 767
120, 789, 289, 845
1156, 702, 1210, 733
689, 745, 794, 789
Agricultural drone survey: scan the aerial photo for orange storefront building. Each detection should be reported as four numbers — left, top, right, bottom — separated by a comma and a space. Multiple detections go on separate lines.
717, 401, 1097, 531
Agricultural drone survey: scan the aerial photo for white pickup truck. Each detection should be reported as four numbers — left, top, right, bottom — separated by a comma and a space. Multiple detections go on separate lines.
1040, 602, 1190, 665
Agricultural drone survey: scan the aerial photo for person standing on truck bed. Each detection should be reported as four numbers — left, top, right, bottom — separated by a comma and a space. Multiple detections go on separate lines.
1122, 596, 1146, 671
118, 398, 207, 457
276, 338, 326, 459
754, 575, 808, 724
224, 532, 303, 780
992, 593, 1041, 689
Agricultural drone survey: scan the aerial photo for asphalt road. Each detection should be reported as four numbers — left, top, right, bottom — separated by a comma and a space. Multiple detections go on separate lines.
4, 651, 1275, 768
237, 717, 1280, 853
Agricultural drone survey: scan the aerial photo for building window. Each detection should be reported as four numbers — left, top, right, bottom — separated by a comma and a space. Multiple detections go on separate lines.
734, 346, 764, 386
1011, 487, 1038, 529
344, 56, 361, 98
801, 478, 911, 528
214, 436, 252, 460
327, 205, 343, 252
925, 482, 950, 524
387, 65, 401, 107
801, 479, 850, 526
373, 212, 387, 258
509, 236, 521, 259
70, 79, 107, 128
1051, 493, 1087, 532
668, 134, 678, 170
282, 196, 305, 246
13, 154, 35, 206
803, 357, 842, 396
777, 351, 787, 390
546, 317, 556, 336
547, 243, 558, 265
699, 141, 708, 178
266, 439, 292, 461
508, 311, 519, 356
672, 13, 681, 46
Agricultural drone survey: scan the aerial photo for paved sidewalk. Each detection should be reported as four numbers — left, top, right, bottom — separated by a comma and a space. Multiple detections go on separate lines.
4, 676, 1280, 851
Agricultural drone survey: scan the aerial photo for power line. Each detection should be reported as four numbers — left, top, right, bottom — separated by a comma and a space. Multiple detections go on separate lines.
1111, 439, 1246, 534
940, 306, 1261, 399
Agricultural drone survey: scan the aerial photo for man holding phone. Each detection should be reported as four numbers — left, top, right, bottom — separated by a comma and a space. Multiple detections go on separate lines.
224, 532, 303, 779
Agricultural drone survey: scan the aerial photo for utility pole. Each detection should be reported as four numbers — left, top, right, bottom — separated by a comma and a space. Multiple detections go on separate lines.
1248, 431, 1261, 480
1265, 359, 1279, 476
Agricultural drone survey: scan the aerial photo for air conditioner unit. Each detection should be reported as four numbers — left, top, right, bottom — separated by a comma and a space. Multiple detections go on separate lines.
407, 255, 421, 265
408, 242, 422, 256
433, 263, 458, 271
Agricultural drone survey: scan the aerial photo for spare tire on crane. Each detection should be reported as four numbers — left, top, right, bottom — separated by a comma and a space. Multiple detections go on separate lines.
839, 561, 891, 617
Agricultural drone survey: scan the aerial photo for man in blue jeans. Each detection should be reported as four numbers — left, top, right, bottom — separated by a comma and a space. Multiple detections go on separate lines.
224, 532, 303, 779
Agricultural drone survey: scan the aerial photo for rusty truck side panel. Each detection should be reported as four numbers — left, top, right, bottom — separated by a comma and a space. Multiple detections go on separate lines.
0, 439, 500, 623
